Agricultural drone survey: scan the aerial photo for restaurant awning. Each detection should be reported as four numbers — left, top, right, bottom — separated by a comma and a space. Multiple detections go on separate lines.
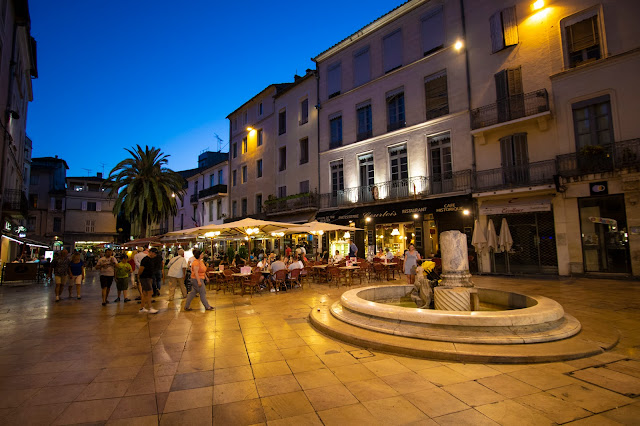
1, 232, 50, 249
479, 196, 553, 215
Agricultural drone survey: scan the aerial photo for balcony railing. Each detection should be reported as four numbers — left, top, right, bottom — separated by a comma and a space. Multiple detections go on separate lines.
387, 121, 406, 132
319, 172, 472, 209
556, 139, 640, 177
473, 160, 556, 192
471, 89, 549, 130
264, 193, 318, 214
2, 189, 28, 218
198, 184, 227, 199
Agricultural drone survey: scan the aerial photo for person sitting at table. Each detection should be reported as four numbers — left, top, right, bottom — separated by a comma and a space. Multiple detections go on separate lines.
333, 250, 344, 263
385, 248, 394, 260
232, 254, 245, 268
288, 255, 303, 275
322, 251, 329, 263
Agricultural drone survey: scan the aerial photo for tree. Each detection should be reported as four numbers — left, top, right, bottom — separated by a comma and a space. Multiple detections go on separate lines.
104, 145, 184, 237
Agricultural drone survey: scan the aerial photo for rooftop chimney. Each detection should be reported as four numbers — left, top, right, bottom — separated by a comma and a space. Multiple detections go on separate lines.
97, 172, 103, 179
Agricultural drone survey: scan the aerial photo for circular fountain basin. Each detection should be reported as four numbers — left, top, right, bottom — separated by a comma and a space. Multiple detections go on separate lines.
330, 285, 581, 344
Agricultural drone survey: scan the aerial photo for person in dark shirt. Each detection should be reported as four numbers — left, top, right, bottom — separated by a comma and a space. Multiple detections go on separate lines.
138, 248, 159, 314
151, 251, 164, 297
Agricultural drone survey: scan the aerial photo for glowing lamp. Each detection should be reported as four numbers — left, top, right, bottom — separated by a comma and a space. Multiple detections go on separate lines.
365, 217, 371, 223
463, 209, 470, 216
454, 40, 464, 51
531, 0, 544, 11
391, 229, 400, 236
344, 231, 351, 239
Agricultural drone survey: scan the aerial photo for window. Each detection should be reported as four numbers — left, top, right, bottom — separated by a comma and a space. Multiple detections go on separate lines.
241, 198, 247, 216
383, 29, 403, 73
359, 154, 374, 188
257, 129, 263, 146
330, 160, 344, 195
242, 137, 247, 154
256, 194, 262, 213
88, 184, 100, 192
30, 174, 39, 185
500, 133, 529, 185
565, 14, 602, 68
232, 170, 237, 186
55, 198, 63, 210
209, 174, 215, 187
572, 95, 613, 149
232, 201, 237, 218
299, 138, 309, 164
82, 201, 97, 211
425, 70, 449, 120
233, 118, 238, 131
421, 6, 444, 55
232, 142, 237, 158
429, 133, 453, 193
27, 216, 36, 231
353, 46, 370, 87
53, 217, 62, 232
356, 102, 372, 141
277, 186, 287, 198
218, 170, 223, 185
490, 6, 518, 53
387, 89, 405, 132
300, 99, 309, 125
217, 199, 222, 220
208, 201, 214, 221
329, 115, 343, 149
389, 144, 408, 181
257, 159, 263, 178
327, 62, 341, 98
73, 184, 84, 191
29, 194, 37, 208
300, 180, 310, 194
258, 102, 263, 116
278, 109, 286, 135
242, 166, 247, 184
495, 67, 524, 122
279, 147, 287, 171
85, 219, 95, 233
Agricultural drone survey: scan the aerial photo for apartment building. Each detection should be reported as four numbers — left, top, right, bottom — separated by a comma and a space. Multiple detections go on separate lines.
466, 0, 640, 276
0, 0, 38, 264
313, 0, 473, 258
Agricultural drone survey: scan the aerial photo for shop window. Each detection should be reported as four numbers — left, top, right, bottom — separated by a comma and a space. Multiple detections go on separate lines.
386, 89, 405, 132
389, 144, 408, 182
500, 133, 529, 185
356, 102, 372, 141
425, 70, 449, 120
490, 6, 518, 53
429, 133, 452, 194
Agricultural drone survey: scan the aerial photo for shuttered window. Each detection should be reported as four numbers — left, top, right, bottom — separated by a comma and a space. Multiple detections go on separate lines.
383, 29, 403, 73
494, 67, 524, 122
278, 110, 286, 135
356, 101, 372, 141
353, 46, 371, 87
425, 70, 449, 120
329, 114, 343, 148
490, 6, 518, 53
566, 15, 601, 68
386, 88, 405, 132
389, 144, 408, 181
327, 62, 341, 98
572, 95, 613, 149
421, 6, 444, 56
500, 133, 529, 185
358, 154, 375, 187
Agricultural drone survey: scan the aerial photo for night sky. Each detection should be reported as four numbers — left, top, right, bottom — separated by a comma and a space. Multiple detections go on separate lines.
26, 0, 406, 177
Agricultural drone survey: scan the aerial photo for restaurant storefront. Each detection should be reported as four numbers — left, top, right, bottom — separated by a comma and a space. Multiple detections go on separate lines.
316, 195, 474, 259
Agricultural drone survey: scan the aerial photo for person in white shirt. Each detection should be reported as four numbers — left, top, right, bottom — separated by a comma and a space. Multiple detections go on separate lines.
166, 249, 188, 301
333, 250, 344, 263
133, 248, 147, 300
385, 248, 394, 260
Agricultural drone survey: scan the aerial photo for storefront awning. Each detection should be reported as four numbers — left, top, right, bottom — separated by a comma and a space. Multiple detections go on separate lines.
1, 232, 50, 248
480, 196, 553, 215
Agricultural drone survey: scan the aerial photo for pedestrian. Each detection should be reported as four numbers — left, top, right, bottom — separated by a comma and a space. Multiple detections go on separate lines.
184, 249, 214, 311
348, 239, 358, 258
96, 248, 117, 306
151, 249, 164, 297
403, 243, 421, 285
285, 244, 292, 258
51, 249, 70, 302
137, 248, 159, 314
133, 247, 147, 300
166, 249, 188, 301
68, 252, 85, 299
114, 255, 132, 303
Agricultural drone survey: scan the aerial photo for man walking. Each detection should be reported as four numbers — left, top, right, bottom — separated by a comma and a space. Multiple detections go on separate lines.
166, 249, 188, 301
51, 249, 70, 302
133, 247, 147, 300
96, 249, 117, 306
137, 248, 159, 314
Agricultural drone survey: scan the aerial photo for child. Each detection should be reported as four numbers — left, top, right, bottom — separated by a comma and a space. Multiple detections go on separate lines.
114, 255, 132, 303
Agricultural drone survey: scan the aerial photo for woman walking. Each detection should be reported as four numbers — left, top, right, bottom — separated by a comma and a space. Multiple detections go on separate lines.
184, 249, 214, 312
68, 252, 85, 299
403, 244, 421, 285
51, 250, 70, 302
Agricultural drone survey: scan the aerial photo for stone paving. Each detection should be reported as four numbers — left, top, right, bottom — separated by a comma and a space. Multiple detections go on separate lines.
0, 272, 638, 425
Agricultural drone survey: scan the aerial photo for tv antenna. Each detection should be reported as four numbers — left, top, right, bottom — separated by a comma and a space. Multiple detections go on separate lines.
99, 162, 106, 176
214, 133, 225, 152
81, 168, 92, 176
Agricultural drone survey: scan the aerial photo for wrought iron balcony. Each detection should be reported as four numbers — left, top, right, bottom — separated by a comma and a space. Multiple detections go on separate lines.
473, 160, 556, 192
319, 172, 472, 209
198, 184, 227, 199
2, 189, 28, 218
556, 139, 640, 177
264, 193, 318, 214
471, 89, 549, 130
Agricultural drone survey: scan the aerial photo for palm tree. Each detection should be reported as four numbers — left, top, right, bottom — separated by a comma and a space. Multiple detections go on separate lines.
104, 145, 184, 237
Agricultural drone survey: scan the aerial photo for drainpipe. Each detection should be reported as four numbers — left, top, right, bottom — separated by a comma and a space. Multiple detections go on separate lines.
460, 0, 476, 178
314, 67, 321, 210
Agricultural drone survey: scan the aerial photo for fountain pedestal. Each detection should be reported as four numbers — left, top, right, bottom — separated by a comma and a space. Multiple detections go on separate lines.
435, 230, 476, 311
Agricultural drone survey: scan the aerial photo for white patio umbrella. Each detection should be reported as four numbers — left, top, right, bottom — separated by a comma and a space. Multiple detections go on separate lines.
285, 221, 364, 258
471, 219, 487, 254
486, 219, 498, 253
498, 218, 513, 253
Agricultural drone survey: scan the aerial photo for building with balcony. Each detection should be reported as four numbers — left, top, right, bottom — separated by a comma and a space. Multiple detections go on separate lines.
467, 0, 640, 277
313, 0, 474, 258
0, 0, 38, 264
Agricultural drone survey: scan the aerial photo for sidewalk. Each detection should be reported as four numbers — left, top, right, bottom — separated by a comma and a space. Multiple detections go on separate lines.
0, 271, 637, 425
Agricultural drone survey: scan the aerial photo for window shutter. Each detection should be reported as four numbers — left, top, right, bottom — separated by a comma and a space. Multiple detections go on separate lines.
499, 136, 513, 167
567, 16, 598, 52
96, 202, 102, 212
506, 67, 523, 95
327, 62, 341, 97
512, 133, 529, 165
81, 201, 87, 211
490, 11, 505, 53
421, 6, 444, 55
353, 47, 370, 87
502, 6, 519, 46
494, 70, 508, 100
50, 197, 55, 210
383, 29, 403, 72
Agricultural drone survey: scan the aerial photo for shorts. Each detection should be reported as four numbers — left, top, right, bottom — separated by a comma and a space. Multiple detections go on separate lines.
140, 277, 153, 292
115, 277, 129, 291
100, 275, 114, 289
71, 275, 82, 285
54, 275, 68, 285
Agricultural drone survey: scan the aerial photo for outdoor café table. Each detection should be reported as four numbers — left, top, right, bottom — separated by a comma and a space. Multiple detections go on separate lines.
382, 262, 397, 280
312, 264, 329, 282
207, 270, 224, 290
339, 266, 360, 286
232, 273, 251, 295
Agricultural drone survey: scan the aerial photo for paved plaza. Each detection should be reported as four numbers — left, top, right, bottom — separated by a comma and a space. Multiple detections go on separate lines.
0, 273, 638, 425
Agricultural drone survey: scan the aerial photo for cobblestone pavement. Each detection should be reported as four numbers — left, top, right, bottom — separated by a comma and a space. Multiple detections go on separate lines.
0, 272, 638, 425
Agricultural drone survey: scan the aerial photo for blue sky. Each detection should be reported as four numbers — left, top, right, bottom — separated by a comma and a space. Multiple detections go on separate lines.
27, 0, 407, 177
